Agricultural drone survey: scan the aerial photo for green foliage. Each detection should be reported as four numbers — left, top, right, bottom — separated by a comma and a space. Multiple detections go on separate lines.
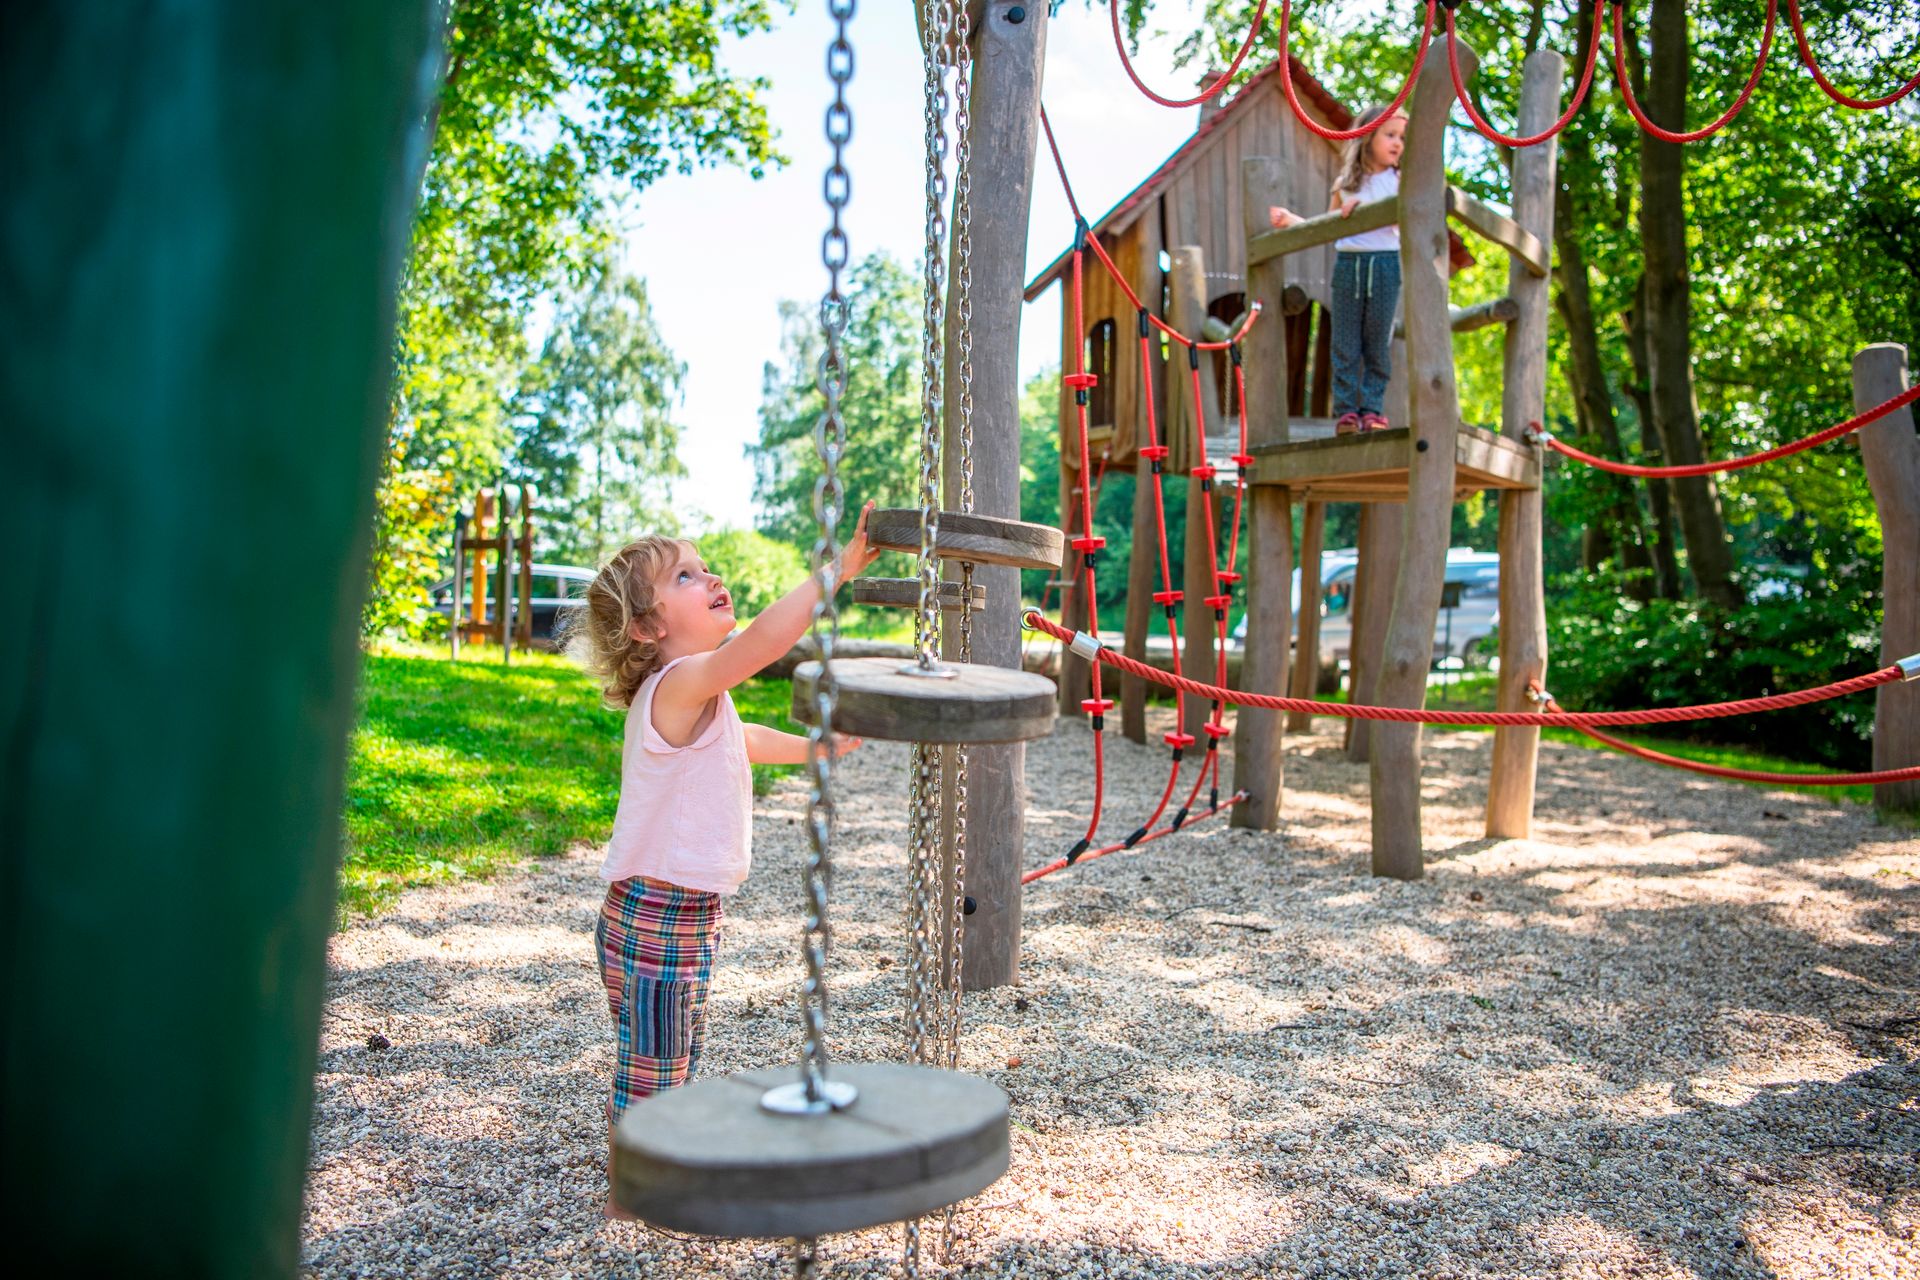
364, 456, 459, 639
1544, 565, 1884, 770
344, 648, 800, 915
750, 253, 924, 544
696, 525, 808, 618
514, 269, 687, 563
365, 0, 780, 637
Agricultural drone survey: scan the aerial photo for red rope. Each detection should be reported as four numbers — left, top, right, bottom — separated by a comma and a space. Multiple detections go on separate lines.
1278, 0, 1436, 142
1540, 381, 1920, 478
1068, 245, 1109, 847
1786, 0, 1920, 110
1612, 0, 1775, 144
1023, 793, 1246, 885
1023, 612, 1908, 727
1447, 1, 1606, 148
1109, 0, 1269, 110
1537, 688, 1920, 787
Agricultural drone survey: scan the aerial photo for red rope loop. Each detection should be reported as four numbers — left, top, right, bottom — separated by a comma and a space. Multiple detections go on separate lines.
1278, 0, 1437, 142
1023, 612, 1905, 727
1786, 0, 1920, 110
1110, 0, 1270, 109
1612, 0, 1776, 144
1541, 380, 1920, 478
1447, 1, 1607, 147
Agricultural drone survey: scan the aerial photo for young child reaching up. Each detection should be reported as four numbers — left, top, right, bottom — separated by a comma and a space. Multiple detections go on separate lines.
569, 501, 880, 1212
1268, 104, 1409, 434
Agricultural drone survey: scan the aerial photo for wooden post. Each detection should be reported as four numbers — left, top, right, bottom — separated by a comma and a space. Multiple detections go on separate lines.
1345, 500, 1403, 761
470, 487, 493, 634
450, 511, 467, 660
940, 0, 1049, 990
1288, 500, 1326, 727
496, 483, 514, 664
1367, 40, 1475, 879
1853, 344, 1920, 816
1486, 48, 1563, 838
1232, 157, 1295, 829
1122, 446, 1154, 743
516, 484, 537, 651
1168, 247, 1225, 738
1057, 449, 1089, 712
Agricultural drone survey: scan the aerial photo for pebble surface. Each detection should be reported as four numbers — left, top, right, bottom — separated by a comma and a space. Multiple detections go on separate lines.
304, 716, 1920, 1277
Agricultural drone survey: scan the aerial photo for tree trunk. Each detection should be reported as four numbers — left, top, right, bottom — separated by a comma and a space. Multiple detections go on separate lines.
1638, 0, 1742, 607
1552, 260, 1653, 595
1622, 281, 1684, 599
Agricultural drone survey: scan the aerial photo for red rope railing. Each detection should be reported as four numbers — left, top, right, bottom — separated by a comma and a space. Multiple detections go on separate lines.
1612, 0, 1776, 144
1786, 0, 1920, 110
1277, 0, 1436, 142
1448, 0, 1607, 148
1109, 0, 1269, 109
1537, 381, 1920, 478
1025, 612, 1912, 728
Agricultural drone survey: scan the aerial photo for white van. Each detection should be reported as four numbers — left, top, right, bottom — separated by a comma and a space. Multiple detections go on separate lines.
1233, 547, 1500, 672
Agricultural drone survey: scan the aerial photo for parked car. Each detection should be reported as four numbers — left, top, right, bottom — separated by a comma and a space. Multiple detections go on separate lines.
430, 563, 594, 649
1234, 547, 1499, 672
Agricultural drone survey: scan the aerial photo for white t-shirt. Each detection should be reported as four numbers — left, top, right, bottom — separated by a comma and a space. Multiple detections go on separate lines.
1335, 168, 1400, 253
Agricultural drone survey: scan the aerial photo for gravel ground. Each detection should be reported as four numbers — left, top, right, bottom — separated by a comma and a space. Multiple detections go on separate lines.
304, 715, 1920, 1278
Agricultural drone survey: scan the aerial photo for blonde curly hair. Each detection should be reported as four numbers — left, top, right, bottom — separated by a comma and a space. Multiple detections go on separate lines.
566, 535, 695, 708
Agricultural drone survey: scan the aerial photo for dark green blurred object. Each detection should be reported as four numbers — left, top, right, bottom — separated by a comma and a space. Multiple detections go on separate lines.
2, 2, 441, 1272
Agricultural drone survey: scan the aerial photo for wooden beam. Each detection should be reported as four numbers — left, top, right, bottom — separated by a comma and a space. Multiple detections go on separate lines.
1250, 423, 1538, 491
1233, 156, 1295, 830
1486, 48, 1563, 840
1393, 295, 1519, 340
1367, 35, 1475, 879
1345, 502, 1404, 762
1169, 246, 1226, 739
1445, 185, 1549, 278
938, 0, 1051, 992
1287, 501, 1326, 731
1245, 195, 1400, 267
1853, 344, 1920, 816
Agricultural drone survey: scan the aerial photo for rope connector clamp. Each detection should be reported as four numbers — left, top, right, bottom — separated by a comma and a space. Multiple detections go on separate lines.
1900, 654, 1920, 682
1137, 308, 1151, 338
1187, 346, 1200, 370
1523, 422, 1553, 448
1068, 630, 1104, 661
1064, 837, 1090, 867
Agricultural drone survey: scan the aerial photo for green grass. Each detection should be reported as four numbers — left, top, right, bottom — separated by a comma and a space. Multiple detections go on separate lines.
341, 648, 804, 918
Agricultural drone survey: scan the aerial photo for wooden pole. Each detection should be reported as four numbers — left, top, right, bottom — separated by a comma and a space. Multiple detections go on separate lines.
1368, 40, 1476, 879
1345, 500, 1404, 761
1287, 500, 1326, 728
941, 0, 1049, 990
1486, 48, 1563, 838
1232, 157, 1295, 829
450, 512, 467, 660
1853, 344, 1920, 816
517, 484, 537, 651
1168, 247, 1225, 738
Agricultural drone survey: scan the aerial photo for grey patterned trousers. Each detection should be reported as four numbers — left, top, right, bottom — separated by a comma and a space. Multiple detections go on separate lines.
1331, 250, 1401, 419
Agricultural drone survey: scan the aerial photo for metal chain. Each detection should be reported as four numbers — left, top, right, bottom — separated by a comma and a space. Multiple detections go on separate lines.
795, 0, 856, 1121
906, 9, 953, 1275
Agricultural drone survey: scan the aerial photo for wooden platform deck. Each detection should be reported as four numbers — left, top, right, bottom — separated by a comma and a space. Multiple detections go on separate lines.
1249, 423, 1538, 501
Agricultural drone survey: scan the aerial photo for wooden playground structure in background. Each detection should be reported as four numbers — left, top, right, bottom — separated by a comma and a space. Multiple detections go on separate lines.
449, 484, 537, 662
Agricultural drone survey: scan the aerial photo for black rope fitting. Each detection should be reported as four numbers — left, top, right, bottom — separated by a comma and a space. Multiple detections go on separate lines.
1206, 736, 1220, 753
1229, 343, 1243, 367
1170, 746, 1184, 762
1074, 389, 1088, 406
1187, 345, 1200, 370
1214, 607, 1226, 623
1064, 837, 1090, 866
1084, 551, 1099, 571
1209, 786, 1220, 810
1440, 0, 1463, 9
1090, 713, 1105, 732
963, 895, 977, 916
1137, 308, 1150, 337
1164, 604, 1177, 620
1200, 477, 1213, 494
1171, 807, 1189, 831
1124, 826, 1149, 849
1150, 458, 1163, 475
1073, 218, 1090, 252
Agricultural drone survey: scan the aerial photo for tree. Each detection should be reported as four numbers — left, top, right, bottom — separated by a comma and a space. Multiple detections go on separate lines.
515, 269, 686, 563
750, 253, 925, 545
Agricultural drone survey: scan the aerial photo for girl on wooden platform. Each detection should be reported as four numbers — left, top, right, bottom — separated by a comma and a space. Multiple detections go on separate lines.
1268, 103, 1409, 434
568, 502, 880, 1215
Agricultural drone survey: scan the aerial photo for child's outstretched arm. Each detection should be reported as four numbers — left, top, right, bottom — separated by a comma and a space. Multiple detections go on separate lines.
664, 501, 881, 706
743, 724, 862, 765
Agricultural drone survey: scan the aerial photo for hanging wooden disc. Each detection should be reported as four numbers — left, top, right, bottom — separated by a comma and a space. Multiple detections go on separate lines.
865, 508, 1066, 572
851, 576, 986, 612
791, 656, 1056, 743
613, 1062, 1010, 1238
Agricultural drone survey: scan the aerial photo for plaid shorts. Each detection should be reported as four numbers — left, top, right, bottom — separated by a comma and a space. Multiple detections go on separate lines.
594, 876, 722, 1121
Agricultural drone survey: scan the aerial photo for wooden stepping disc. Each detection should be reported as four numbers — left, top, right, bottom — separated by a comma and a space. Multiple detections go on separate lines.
851, 576, 986, 612
791, 656, 1056, 744
866, 508, 1066, 572
613, 1062, 1010, 1238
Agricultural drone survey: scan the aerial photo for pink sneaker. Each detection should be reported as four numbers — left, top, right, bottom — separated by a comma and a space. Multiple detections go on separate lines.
1335, 413, 1361, 436
1360, 412, 1390, 432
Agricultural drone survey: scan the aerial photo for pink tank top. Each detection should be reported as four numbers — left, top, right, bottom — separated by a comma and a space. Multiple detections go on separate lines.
600, 655, 753, 894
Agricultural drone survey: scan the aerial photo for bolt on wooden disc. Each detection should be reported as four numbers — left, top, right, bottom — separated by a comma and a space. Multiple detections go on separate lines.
612, 1062, 1010, 1239
866, 508, 1066, 572
791, 656, 1056, 744
851, 576, 987, 612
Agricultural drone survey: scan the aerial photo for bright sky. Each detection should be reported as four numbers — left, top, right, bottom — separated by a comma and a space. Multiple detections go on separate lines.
620, 1, 1216, 530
